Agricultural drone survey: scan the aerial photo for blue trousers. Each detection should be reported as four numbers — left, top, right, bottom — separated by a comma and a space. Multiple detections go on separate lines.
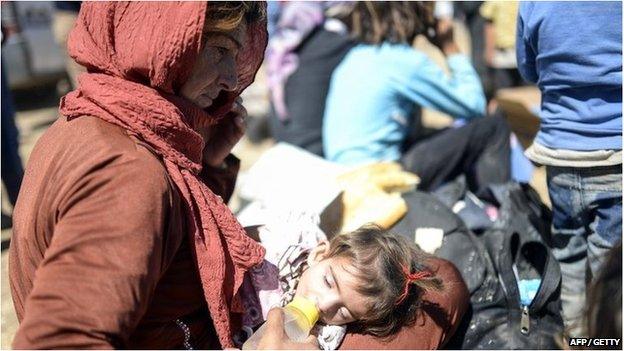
1, 63, 24, 206
547, 165, 622, 335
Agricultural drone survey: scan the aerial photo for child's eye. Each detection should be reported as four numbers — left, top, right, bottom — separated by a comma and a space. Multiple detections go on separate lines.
324, 275, 332, 288
339, 308, 349, 320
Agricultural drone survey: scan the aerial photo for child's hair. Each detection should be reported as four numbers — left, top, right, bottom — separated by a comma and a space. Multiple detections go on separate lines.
336, 1, 435, 45
325, 224, 442, 337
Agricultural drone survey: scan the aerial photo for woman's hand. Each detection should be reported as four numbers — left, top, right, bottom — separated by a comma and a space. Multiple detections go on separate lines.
202, 97, 246, 168
256, 309, 319, 350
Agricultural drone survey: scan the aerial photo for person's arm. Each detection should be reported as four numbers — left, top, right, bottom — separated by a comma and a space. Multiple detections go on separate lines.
483, 21, 495, 67
393, 50, 487, 120
480, 2, 496, 67
199, 153, 240, 203
199, 97, 245, 202
515, 2, 538, 83
393, 18, 486, 120
12, 153, 173, 349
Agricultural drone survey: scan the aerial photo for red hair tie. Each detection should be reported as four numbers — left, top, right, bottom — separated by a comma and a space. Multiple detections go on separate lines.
395, 265, 431, 305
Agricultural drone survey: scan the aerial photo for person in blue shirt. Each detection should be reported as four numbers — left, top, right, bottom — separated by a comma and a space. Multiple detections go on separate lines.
517, 1, 622, 337
323, 1, 511, 196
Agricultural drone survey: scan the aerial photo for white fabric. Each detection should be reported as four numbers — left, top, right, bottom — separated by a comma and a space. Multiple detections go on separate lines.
525, 141, 622, 167
242, 206, 348, 349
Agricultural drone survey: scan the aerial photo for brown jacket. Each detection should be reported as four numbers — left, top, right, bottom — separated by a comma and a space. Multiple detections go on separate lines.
9, 116, 238, 349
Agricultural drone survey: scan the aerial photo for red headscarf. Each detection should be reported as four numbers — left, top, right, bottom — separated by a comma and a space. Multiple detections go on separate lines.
59, 2, 266, 348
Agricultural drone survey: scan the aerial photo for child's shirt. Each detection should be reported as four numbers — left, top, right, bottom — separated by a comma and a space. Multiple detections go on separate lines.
237, 208, 347, 350
517, 1, 622, 153
323, 43, 486, 166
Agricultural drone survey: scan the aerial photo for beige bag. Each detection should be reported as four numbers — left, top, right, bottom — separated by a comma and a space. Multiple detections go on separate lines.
337, 162, 420, 233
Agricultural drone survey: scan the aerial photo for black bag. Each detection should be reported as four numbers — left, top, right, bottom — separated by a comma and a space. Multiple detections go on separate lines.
393, 190, 495, 295
433, 175, 497, 233
441, 182, 564, 349
393, 190, 467, 241
391, 184, 564, 349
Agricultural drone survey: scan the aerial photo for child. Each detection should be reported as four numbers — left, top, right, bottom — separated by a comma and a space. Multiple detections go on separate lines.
517, 1, 622, 336
238, 212, 442, 350
322, 1, 511, 197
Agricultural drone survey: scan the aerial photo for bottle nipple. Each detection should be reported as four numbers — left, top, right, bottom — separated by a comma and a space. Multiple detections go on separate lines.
286, 296, 320, 330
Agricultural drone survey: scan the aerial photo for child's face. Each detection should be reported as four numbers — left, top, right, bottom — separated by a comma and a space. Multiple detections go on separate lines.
296, 243, 372, 325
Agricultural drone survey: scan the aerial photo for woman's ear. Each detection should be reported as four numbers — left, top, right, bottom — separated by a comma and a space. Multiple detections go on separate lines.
307, 240, 330, 267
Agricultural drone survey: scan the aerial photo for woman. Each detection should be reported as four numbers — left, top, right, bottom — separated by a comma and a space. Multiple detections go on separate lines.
323, 2, 511, 196
9, 2, 304, 349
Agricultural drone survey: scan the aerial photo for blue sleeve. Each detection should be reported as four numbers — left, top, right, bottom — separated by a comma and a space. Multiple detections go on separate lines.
391, 52, 486, 120
516, 2, 538, 83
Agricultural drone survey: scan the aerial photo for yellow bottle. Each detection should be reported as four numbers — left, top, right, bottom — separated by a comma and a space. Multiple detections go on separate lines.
242, 296, 320, 350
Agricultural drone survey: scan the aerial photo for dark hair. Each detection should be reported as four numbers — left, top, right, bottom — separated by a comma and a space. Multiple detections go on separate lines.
337, 1, 435, 45
585, 241, 622, 340
205, 1, 266, 32
324, 224, 442, 337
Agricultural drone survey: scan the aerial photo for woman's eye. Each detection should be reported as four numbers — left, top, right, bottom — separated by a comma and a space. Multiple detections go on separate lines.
339, 308, 348, 320
214, 47, 228, 59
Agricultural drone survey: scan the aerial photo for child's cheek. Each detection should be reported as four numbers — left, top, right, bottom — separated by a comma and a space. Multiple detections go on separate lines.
294, 273, 316, 301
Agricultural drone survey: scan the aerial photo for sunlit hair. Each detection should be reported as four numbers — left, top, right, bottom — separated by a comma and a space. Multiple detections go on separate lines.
204, 1, 266, 33
324, 225, 443, 337
336, 1, 435, 45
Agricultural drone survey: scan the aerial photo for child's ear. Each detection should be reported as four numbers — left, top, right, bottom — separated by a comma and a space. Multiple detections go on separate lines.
307, 240, 330, 266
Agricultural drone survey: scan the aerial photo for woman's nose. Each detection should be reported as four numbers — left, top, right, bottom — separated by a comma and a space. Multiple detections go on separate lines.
219, 61, 238, 92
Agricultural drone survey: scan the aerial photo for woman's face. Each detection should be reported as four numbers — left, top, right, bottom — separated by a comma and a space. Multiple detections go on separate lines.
180, 21, 247, 109
296, 243, 372, 326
